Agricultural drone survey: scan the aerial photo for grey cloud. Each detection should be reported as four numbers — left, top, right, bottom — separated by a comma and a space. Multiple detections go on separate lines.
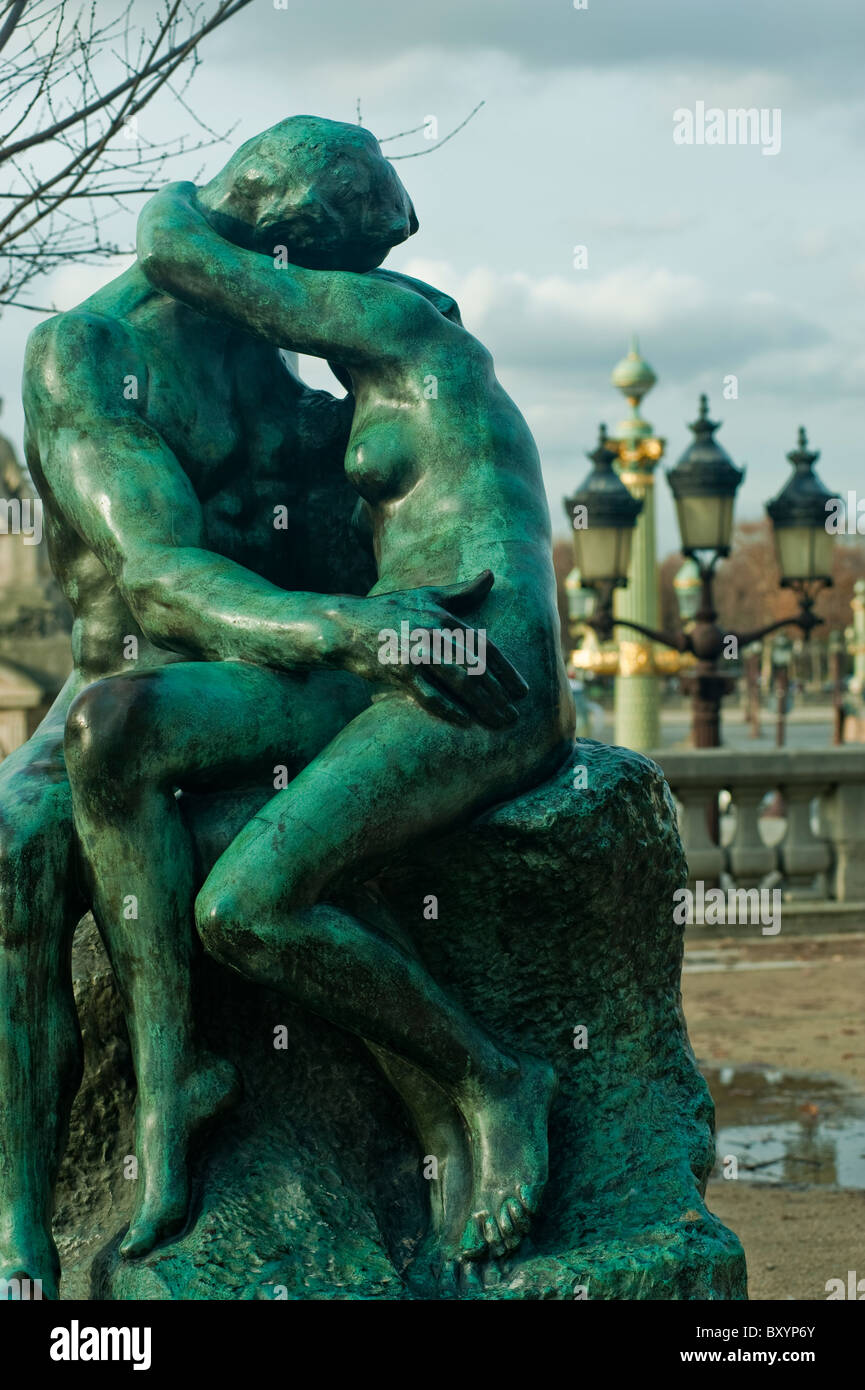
217, 0, 862, 86
458, 283, 826, 383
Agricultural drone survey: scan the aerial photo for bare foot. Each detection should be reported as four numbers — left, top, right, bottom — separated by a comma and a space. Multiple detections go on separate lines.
367, 1041, 475, 1297
121, 1054, 240, 1259
457, 1054, 557, 1263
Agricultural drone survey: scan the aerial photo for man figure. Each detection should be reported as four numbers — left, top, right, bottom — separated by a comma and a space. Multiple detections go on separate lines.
0, 116, 516, 1294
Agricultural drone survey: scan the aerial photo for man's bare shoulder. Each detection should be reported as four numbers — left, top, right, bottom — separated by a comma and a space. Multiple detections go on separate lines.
24, 308, 145, 422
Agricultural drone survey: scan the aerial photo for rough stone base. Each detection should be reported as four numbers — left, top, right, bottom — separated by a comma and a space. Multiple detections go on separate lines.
55, 740, 747, 1300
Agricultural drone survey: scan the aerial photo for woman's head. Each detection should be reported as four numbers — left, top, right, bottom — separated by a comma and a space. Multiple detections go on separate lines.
199, 115, 418, 272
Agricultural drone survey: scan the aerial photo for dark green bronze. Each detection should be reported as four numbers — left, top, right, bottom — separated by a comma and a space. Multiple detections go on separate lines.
0, 115, 744, 1300
55, 742, 745, 1300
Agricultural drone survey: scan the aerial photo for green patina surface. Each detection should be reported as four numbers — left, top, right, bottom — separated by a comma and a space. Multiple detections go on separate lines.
53, 743, 745, 1300
0, 116, 744, 1299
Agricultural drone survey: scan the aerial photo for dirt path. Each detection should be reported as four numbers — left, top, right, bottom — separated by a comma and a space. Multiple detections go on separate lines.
683, 934, 865, 1084
704, 1185, 864, 1301
682, 933, 865, 1301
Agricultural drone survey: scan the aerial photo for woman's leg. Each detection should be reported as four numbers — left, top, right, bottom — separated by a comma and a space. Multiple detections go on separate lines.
196, 693, 558, 1261
65, 660, 369, 1258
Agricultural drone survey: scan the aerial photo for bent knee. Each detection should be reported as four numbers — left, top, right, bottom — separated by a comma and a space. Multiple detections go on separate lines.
64, 675, 160, 786
195, 884, 245, 967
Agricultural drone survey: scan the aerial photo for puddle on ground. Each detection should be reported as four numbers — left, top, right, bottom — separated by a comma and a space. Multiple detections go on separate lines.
702, 1065, 865, 1189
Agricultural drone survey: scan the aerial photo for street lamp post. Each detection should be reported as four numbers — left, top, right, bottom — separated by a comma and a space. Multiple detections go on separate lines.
609, 341, 666, 750
849, 578, 865, 697
673, 556, 702, 631
828, 628, 846, 746
743, 641, 762, 739
773, 632, 793, 748
564, 567, 596, 639
565, 402, 839, 752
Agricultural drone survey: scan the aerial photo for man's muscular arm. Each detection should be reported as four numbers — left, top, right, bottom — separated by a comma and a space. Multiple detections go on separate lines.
23, 312, 525, 725
24, 312, 350, 671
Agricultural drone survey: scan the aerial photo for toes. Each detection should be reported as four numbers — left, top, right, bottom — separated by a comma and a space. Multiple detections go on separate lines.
461, 1191, 537, 1267
459, 1214, 487, 1262
507, 1195, 531, 1235
519, 1181, 543, 1215
497, 1201, 523, 1252
482, 1213, 506, 1259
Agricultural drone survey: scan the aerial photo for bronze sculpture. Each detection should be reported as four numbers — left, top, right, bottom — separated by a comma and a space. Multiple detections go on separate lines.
0, 116, 745, 1302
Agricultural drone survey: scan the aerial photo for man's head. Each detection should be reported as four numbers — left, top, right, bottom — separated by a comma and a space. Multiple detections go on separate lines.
198, 115, 418, 272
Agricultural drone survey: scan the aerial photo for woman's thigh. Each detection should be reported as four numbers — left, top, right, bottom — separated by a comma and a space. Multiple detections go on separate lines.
201, 689, 558, 912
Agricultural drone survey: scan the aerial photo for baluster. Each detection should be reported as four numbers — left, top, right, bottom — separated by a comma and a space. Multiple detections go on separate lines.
817, 783, 865, 901
674, 787, 725, 891
727, 786, 778, 889
779, 783, 832, 898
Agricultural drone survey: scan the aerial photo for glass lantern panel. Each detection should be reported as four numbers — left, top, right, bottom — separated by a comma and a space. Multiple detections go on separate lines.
773, 525, 833, 583
575, 525, 629, 584
675, 494, 733, 553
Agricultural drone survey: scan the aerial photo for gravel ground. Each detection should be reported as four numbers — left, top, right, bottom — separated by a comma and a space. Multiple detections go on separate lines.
682, 933, 865, 1301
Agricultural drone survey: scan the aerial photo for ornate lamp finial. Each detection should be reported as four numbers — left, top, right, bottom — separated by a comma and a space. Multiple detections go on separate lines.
610, 339, 661, 450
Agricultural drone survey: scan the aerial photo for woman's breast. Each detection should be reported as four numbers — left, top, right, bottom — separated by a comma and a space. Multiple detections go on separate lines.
345, 425, 415, 505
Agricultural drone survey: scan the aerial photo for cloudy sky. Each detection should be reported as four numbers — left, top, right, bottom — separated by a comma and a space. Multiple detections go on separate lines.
2, 0, 861, 553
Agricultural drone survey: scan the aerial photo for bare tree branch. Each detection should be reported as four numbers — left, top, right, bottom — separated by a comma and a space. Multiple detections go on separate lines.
1, 5, 483, 312
387, 101, 486, 160
2, 298, 60, 311
0, 0, 252, 309
0, 0, 252, 161
379, 120, 428, 143
0, 2, 27, 60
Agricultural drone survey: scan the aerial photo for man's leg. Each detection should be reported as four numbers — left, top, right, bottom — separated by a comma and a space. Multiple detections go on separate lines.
64, 660, 369, 1258
0, 712, 85, 1298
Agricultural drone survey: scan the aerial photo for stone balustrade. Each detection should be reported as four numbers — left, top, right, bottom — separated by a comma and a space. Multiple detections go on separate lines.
654, 747, 865, 905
